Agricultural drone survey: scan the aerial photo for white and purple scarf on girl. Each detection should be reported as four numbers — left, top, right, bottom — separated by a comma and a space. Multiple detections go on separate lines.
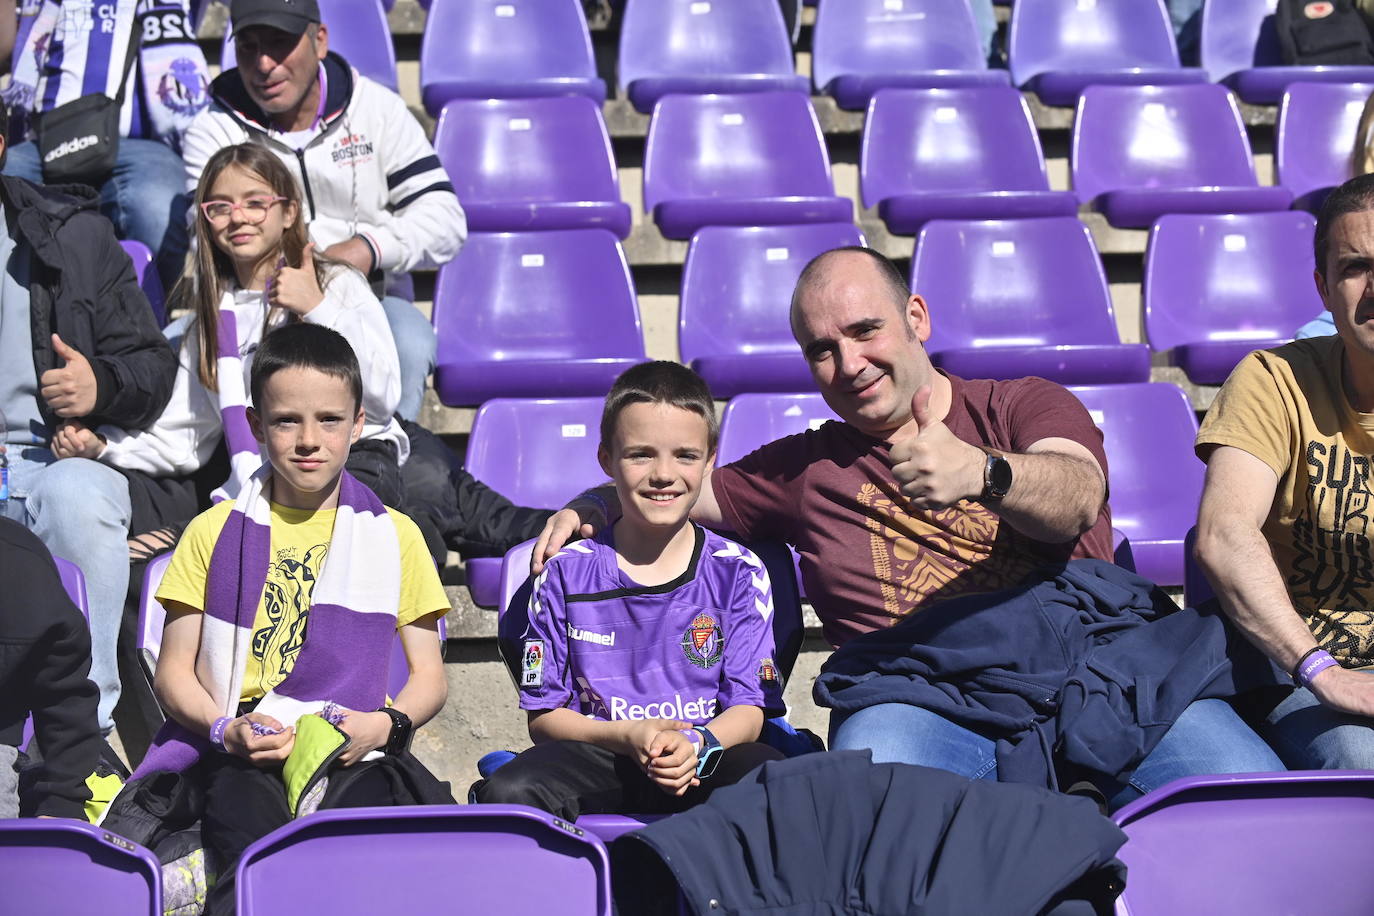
128, 463, 401, 780
211, 304, 266, 503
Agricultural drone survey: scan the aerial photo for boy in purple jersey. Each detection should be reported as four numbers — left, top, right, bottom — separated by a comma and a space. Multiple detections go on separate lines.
471, 362, 786, 819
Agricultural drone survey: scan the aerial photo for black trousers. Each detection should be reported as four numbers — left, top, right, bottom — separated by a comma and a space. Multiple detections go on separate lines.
469, 739, 785, 822
199, 754, 395, 916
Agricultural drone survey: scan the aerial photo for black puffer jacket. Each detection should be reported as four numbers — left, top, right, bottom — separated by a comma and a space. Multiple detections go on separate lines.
3, 174, 175, 430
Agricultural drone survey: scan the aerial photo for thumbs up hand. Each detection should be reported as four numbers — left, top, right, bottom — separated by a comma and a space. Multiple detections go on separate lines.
888, 385, 986, 510
267, 243, 324, 317
40, 334, 99, 417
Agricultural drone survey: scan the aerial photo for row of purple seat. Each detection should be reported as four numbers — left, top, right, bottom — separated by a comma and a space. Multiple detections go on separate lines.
257, 0, 1374, 116
432, 80, 1365, 252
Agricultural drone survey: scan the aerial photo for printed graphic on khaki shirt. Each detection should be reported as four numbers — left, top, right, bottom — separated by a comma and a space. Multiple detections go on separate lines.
1289, 441, 1374, 666
250, 541, 328, 695
858, 483, 1040, 619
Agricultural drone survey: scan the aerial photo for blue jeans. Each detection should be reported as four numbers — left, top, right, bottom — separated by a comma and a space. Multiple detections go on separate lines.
830, 698, 1285, 810
1, 448, 132, 734
4, 138, 190, 294
970, 0, 997, 63
1258, 676, 1374, 769
380, 295, 436, 422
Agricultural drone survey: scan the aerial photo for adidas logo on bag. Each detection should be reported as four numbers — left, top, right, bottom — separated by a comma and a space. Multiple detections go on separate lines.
44, 134, 99, 162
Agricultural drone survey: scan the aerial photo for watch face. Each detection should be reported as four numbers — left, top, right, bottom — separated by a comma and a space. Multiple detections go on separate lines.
990, 456, 1013, 494
697, 745, 724, 779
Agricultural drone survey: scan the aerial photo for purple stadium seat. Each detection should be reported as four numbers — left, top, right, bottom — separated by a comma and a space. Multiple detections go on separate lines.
811, 0, 1010, 110
21, 556, 88, 752
237, 805, 612, 915
118, 241, 165, 327
0, 819, 162, 916
716, 393, 839, 465
680, 223, 863, 397
860, 87, 1079, 235
1200, 0, 1374, 105
1069, 383, 1202, 588
618, 0, 808, 114
419, 0, 605, 115
432, 98, 630, 238
644, 92, 852, 240
1277, 82, 1373, 212
1143, 212, 1321, 385
463, 398, 608, 607
1113, 772, 1374, 915
912, 218, 1150, 384
1071, 84, 1294, 228
1007, 0, 1205, 106
431, 230, 645, 406
222, 0, 397, 92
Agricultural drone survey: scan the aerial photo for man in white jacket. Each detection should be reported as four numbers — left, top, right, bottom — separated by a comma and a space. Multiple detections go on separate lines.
181, 0, 465, 421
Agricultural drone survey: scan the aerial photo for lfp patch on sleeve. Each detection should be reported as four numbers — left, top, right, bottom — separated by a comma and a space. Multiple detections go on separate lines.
522, 640, 545, 687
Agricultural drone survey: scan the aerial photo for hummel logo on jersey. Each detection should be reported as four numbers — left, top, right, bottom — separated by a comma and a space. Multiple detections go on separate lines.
568, 623, 616, 646
44, 134, 99, 163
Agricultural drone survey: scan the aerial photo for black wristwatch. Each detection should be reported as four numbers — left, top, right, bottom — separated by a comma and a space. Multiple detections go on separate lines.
377, 706, 413, 755
981, 449, 1013, 501
692, 725, 724, 779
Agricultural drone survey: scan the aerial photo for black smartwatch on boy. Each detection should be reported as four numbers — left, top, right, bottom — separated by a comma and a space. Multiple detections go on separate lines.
691, 725, 724, 779
377, 706, 413, 755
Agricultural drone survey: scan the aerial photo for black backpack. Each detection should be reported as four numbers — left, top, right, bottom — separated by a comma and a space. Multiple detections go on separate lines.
1276, 0, 1374, 65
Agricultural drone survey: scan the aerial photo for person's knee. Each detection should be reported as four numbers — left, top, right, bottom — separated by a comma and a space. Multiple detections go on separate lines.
27, 460, 131, 529
470, 765, 546, 808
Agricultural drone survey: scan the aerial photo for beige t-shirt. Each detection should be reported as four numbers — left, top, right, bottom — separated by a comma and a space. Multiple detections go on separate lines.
1197, 336, 1374, 666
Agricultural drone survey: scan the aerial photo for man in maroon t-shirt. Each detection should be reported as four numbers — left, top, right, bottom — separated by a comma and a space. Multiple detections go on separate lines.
533, 247, 1280, 798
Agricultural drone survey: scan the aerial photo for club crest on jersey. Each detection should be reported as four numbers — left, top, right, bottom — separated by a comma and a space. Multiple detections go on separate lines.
757, 658, 778, 683
521, 640, 544, 687
681, 613, 723, 669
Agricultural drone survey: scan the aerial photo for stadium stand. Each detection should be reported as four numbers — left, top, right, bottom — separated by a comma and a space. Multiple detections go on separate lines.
1143, 211, 1321, 385
1276, 81, 1374, 212
1072, 83, 1295, 227
810, 0, 1009, 111
643, 91, 852, 240
419, 0, 605, 115
1200, 0, 1374, 105
432, 96, 631, 238
430, 229, 646, 406
220, 0, 398, 92
678, 222, 863, 397
1069, 383, 1203, 589
0, 819, 162, 916
859, 86, 1078, 235
716, 393, 839, 466
117, 241, 166, 328
617, 0, 808, 114
1008, 0, 1206, 106
911, 217, 1151, 385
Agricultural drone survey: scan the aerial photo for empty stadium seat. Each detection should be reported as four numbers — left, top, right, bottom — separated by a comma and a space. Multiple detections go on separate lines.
118, 241, 165, 327
679, 223, 863, 397
222, 0, 398, 92
860, 87, 1078, 236
1200, 0, 1374, 105
1277, 82, 1373, 213
431, 230, 645, 406
811, 0, 1009, 110
644, 92, 852, 240
618, 0, 808, 114
913, 218, 1150, 384
0, 819, 162, 916
1143, 212, 1321, 385
463, 398, 609, 607
432, 97, 630, 238
236, 805, 612, 916
1070, 383, 1203, 588
1008, 0, 1205, 106
420, 0, 605, 114
1113, 772, 1374, 916
1071, 84, 1294, 228
716, 393, 840, 465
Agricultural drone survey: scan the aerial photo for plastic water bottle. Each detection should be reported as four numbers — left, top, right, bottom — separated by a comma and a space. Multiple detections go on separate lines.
0, 408, 8, 505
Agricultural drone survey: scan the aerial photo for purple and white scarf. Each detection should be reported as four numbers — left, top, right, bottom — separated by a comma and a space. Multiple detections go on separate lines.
128, 464, 401, 780
211, 304, 265, 503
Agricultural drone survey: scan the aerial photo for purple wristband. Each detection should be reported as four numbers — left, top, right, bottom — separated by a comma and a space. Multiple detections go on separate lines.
679, 728, 703, 750
1296, 649, 1340, 688
209, 716, 234, 750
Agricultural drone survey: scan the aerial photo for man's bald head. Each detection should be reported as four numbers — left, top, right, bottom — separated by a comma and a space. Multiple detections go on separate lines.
790, 247, 912, 337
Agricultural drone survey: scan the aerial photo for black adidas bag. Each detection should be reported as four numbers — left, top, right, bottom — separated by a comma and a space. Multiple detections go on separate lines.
1276, 0, 1374, 65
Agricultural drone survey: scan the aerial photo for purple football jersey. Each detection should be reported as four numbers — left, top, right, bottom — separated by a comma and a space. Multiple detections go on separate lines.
518, 524, 784, 724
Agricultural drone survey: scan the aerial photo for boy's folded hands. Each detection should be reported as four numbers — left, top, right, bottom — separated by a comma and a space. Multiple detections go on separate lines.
618, 718, 702, 796
224, 712, 295, 766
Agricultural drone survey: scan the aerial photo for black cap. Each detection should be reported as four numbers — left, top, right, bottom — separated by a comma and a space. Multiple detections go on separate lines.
230, 0, 321, 35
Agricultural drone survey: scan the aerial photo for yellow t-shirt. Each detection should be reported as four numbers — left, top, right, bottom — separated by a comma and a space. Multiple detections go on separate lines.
1197, 336, 1374, 666
157, 500, 450, 702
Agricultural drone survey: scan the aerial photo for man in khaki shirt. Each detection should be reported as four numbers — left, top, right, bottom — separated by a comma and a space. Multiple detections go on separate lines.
1196, 173, 1374, 768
